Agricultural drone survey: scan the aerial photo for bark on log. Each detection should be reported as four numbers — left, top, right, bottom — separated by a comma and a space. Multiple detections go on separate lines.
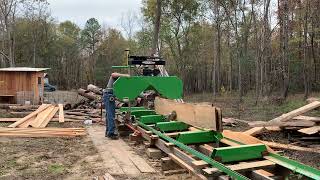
9, 105, 40, 111
77, 88, 99, 101
87, 84, 103, 95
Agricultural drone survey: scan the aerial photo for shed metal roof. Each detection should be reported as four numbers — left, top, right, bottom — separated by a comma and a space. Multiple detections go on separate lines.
0, 67, 50, 72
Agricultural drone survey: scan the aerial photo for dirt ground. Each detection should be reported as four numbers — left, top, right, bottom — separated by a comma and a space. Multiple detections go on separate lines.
0, 91, 319, 179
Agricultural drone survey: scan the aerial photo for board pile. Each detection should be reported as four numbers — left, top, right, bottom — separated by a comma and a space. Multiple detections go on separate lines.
244, 100, 320, 153
246, 100, 320, 136
0, 104, 86, 137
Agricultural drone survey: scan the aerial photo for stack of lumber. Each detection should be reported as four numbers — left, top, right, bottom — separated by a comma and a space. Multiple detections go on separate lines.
243, 101, 320, 153
0, 128, 86, 137
0, 104, 86, 137
245, 101, 320, 136
8, 104, 64, 128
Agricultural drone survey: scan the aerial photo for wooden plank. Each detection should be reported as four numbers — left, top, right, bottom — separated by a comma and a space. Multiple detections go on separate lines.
298, 126, 320, 135
222, 130, 275, 153
169, 153, 207, 180
129, 155, 155, 173
203, 160, 275, 175
8, 104, 50, 128
261, 141, 320, 153
249, 120, 316, 127
17, 116, 36, 128
0, 118, 21, 122
244, 127, 282, 136
39, 107, 59, 128
154, 97, 220, 130
251, 169, 274, 180
30, 105, 55, 127
267, 101, 320, 125
58, 104, 64, 123
293, 115, 320, 122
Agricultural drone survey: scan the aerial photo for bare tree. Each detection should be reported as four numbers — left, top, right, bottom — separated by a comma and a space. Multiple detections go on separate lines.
0, 0, 18, 67
151, 0, 161, 55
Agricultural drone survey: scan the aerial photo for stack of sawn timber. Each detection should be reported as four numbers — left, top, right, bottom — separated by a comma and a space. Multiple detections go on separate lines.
246, 100, 320, 136
0, 104, 86, 137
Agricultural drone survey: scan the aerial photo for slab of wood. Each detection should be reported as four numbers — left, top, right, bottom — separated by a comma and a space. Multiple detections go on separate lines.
293, 115, 320, 122
261, 141, 320, 153
58, 104, 64, 123
222, 130, 274, 153
154, 97, 221, 131
298, 126, 320, 135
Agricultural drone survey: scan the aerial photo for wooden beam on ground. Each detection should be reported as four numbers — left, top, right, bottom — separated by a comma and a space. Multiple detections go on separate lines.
251, 169, 274, 180
222, 130, 275, 153
298, 126, 320, 135
58, 104, 64, 123
244, 126, 282, 136
8, 104, 51, 128
203, 160, 275, 176
0, 128, 86, 137
154, 97, 221, 131
267, 101, 320, 125
293, 115, 320, 122
261, 141, 320, 153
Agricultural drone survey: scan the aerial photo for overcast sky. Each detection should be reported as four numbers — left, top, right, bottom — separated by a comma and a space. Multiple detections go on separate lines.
47, 0, 142, 29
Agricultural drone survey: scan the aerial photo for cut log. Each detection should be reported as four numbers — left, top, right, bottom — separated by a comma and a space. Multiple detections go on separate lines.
293, 115, 320, 122
58, 104, 64, 123
87, 84, 103, 95
9, 105, 40, 111
77, 88, 99, 101
154, 97, 221, 131
0, 104, 21, 109
8, 104, 51, 128
261, 141, 320, 153
298, 126, 320, 135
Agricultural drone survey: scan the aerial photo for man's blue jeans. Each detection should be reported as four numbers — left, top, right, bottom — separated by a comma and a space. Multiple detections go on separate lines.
104, 91, 116, 136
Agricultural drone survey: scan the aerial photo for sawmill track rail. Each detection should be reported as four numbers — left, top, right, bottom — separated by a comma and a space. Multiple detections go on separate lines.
117, 107, 320, 180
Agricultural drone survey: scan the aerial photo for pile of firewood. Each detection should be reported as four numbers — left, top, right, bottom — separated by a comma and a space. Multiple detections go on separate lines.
75, 84, 103, 109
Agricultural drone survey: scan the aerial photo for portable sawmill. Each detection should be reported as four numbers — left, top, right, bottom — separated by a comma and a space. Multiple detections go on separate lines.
106, 50, 320, 180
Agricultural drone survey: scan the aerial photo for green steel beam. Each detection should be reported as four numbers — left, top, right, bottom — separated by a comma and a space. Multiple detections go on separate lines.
140, 115, 166, 124
119, 107, 146, 112
266, 153, 320, 180
176, 130, 223, 145
113, 76, 183, 100
223, 137, 320, 179
155, 121, 189, 132
137, 121, 249, 180
131, 110, 156, 118
211, 144, 267, 163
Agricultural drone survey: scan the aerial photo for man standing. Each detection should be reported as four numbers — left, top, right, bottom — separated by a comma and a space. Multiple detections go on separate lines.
104, 73, 129, 139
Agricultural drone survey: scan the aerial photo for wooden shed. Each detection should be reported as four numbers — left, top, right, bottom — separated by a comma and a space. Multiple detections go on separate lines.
0, 67, 49, 104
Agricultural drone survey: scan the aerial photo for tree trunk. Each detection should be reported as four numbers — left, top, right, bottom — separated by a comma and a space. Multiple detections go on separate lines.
151, 0, 161, 56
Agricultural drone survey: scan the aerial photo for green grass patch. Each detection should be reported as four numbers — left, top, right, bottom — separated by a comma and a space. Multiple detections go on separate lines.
48, 164, 65, 174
